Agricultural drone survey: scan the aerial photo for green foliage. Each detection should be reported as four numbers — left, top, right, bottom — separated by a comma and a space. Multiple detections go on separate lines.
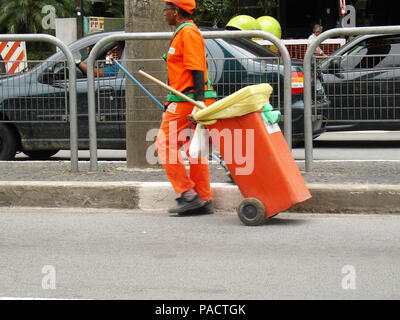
0, 0, 75, 34
194, 0, 278, 27
90, 0, 124, 18
0, 0, 124, 61
0, 0, 124, 34
194, 0, 233, 27
104, 0, 124, 18
257, 0, 278, 15
26, 50, 55, 61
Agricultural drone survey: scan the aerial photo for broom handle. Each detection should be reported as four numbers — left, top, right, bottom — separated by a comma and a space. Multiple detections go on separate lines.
138, 70, 205, 109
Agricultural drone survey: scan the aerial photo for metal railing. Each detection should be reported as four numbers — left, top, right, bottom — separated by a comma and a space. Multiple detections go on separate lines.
87, 30, 292, 171
95, 56, 282, 124
94, 58, 164, 123
303, 26, 400, 172
314, 54, 400, 123
0, 34, 78, 172
0, 60, 68, 122
254, 38, 346, 59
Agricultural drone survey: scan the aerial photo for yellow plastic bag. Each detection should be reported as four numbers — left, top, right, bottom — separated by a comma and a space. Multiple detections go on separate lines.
193, 84, 273, 125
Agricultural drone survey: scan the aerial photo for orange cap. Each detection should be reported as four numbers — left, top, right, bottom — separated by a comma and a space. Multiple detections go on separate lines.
163, 0, 196, 14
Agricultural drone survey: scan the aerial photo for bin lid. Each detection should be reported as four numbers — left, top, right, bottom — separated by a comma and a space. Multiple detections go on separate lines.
193, 83, 273, 125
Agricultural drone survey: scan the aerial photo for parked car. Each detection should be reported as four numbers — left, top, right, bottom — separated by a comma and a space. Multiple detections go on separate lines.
203, 32, 328, 143
0, 30, 329, 160
319, 33, 400, 131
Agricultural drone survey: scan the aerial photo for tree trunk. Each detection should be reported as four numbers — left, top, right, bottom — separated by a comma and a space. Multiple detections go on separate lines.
124, 0, 172, 167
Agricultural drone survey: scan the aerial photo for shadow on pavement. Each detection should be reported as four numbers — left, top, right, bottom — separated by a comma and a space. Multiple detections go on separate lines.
261, 215, 310, 227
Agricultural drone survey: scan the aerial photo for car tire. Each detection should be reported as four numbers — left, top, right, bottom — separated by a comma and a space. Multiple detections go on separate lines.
292, 140, 304, 148
23, 149, 60, 160
0, 123, 17, 160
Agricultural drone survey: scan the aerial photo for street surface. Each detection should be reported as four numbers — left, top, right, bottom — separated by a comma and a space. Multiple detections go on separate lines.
0, 207, 399, 300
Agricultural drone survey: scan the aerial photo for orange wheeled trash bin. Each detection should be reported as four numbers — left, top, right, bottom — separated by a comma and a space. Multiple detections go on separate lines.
194, 84, 311, 225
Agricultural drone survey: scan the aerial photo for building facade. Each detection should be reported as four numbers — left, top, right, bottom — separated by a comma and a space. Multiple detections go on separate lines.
234, 0, 399, 38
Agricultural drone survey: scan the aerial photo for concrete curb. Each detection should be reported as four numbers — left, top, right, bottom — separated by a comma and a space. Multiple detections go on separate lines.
0, 181, 399, 214
290, 184, 400, 214
0, 181, 140, 209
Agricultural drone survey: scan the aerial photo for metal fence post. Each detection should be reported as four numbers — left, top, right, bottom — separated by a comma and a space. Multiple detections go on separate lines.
87, 31, 291, 171
303, 26, 400, 172
0, 34, 78, 172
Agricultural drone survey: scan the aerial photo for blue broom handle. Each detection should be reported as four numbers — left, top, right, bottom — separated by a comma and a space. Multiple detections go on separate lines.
111, 58, 165, 111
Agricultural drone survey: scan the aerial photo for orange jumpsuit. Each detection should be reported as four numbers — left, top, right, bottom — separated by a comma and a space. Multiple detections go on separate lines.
156, 21, 214, 201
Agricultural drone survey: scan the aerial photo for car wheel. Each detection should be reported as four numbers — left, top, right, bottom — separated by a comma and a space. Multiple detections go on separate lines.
0, 123, 17, 160
292, 139, 304, 148
23, 149, 60, 160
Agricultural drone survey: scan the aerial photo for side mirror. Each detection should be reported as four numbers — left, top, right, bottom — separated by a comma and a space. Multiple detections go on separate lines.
328, 58, 341, 73
39, 67, 55, 84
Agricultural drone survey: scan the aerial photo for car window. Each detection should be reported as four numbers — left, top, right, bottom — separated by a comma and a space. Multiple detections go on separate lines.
375, 37, 400, 68
226, 38, 278, 58
207, 38, 277, 60
204, 39, 223, 84
47, 41, 122, 81
340, 36, 400, 70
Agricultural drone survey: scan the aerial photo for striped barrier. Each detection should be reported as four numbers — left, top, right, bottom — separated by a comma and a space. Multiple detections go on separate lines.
0, 41, 27, 74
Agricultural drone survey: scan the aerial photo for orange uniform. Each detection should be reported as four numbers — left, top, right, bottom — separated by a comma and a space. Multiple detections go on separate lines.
166, 21, 209, 94
156, 21, 214, 200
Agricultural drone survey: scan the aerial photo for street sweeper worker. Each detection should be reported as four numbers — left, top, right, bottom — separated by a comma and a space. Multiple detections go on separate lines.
156, 0, 217, 215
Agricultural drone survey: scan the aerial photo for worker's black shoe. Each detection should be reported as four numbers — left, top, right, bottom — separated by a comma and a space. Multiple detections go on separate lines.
168, 195, 206, 214
178, 200, 214, 216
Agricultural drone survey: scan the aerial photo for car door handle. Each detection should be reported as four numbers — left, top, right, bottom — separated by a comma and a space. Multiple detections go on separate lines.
98, 86, 115, 97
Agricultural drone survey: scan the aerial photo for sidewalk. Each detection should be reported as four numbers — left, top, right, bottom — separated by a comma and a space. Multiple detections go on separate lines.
0, 159, 399, 214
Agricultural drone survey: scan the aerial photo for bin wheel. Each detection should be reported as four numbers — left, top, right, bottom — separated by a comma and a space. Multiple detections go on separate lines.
237, 198, 266, 226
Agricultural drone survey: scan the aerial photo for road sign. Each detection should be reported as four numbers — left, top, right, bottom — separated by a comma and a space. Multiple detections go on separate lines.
0, 41, 27, 74
87, 17, 105, 34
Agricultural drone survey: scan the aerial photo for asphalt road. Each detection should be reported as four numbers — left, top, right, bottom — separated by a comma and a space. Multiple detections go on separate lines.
0, 207, 399, 300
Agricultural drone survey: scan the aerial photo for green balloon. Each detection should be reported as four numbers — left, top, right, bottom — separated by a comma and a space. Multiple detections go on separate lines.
226, 15, 261, 31
256, 16, 282, 38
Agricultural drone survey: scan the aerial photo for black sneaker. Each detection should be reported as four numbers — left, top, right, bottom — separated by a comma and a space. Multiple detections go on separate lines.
168, 195, 206, 214
178, 200, 214, 216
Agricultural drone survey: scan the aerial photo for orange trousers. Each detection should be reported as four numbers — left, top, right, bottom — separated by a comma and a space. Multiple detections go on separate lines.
156, 99, 214, 201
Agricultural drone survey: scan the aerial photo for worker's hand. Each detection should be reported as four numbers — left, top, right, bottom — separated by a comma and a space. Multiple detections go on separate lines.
191, 107, 198, 117
191, 102, 206, 118
195, 101, 207, 110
